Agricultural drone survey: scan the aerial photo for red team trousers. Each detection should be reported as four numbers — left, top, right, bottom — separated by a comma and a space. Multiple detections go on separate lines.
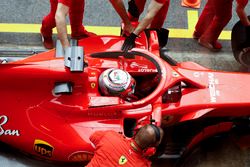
41, 0, 86, 38
132, 0, 170, 28
195, 0, 233, 43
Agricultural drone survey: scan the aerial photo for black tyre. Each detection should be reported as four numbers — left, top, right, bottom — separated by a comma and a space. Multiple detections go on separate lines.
231, 16, 250, 67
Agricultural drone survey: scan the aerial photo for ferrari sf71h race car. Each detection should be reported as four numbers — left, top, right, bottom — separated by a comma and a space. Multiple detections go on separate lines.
0, 27, 250, 166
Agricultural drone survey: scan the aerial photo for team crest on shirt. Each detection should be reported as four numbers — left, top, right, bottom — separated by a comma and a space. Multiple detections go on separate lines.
119, 155, 128, 165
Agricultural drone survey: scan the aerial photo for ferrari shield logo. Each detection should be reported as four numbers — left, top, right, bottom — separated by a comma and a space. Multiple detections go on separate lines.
119, 155, 127, 165
91, 82, 96, 88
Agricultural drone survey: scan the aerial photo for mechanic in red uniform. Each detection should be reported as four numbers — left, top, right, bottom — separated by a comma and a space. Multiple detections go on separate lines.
193, 0, 250, 51
109, 0, 169, 51
40, 0, 96, 49
86, 124, 164, 167
127, 0, 169, 29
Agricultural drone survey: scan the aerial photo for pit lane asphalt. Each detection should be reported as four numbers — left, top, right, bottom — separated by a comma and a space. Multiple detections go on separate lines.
0, 0, 250, 167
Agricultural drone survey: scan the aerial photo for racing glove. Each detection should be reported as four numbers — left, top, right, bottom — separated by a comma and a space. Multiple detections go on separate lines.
121, 33, 138, 52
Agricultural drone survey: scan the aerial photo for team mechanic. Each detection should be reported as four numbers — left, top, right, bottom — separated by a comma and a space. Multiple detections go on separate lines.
86, 125, 164, 167
126, 0, 169, 29
41, 0, 139, 49
193, 0, 250, 51
40, 0, 96, 49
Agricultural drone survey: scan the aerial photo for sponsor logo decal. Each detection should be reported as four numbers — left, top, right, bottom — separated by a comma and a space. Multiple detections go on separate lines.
208, 73, 220, 103
87, 111, 119, 117
130, 62, 148, 69
68, 151, 94, 161
34, 139, 54, 158
130, 61, 156, 72
0, 115, 20, 136
138, 68, 157, 72
193, 72, 204, 78
119, 155, 128, 165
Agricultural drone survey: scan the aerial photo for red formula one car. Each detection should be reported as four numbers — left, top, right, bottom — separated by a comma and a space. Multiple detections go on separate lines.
0, 28, 249, 166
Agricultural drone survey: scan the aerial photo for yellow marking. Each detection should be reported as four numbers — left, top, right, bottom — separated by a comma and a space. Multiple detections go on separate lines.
0, 10, 231, 40
84, 26, 120, 36
187, 10, 198, 30
168, 28, 193, 39
218, 31, 231, 40
0, 23, 41, 33
0, 24, 120, 35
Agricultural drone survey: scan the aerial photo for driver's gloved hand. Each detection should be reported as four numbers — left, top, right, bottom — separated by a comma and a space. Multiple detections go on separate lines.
121, 33, 138, 52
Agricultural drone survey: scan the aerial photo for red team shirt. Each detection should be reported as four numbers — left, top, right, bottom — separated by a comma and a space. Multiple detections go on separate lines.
86, 130, 151, 167
155, 0, 166, 3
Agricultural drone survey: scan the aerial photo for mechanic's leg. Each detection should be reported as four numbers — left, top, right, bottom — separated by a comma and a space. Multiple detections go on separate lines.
194, 0, 215, 39
70, 0, 96, 39
202, 0, 232, 43
199, 0, 232, 50
149, 0, 170, 29
41, 0, 58, 49
41, 0, 57, 36
128, 0, 146, 21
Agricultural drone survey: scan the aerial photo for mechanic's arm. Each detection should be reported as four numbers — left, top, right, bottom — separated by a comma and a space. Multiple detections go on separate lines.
236, 0, 250, 26
109, 0, 134, 35
55, 3, 70, 48
121, 0, 163, 51
133, 0, 163, 35
89, 131, 106, 146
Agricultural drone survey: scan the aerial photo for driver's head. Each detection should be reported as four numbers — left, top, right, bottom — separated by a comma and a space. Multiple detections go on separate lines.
135, 124, 164, 150
99, 68, 136, 101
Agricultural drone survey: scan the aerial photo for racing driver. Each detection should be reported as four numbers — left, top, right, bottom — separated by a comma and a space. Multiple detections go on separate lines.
40, 0, 96, 49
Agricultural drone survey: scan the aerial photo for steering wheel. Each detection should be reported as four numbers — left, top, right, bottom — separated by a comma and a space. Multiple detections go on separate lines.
89, 48, 172, 115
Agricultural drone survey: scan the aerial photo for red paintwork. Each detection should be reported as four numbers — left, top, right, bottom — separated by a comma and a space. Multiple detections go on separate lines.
0, 30, 249, 163
186, 122, 233, 151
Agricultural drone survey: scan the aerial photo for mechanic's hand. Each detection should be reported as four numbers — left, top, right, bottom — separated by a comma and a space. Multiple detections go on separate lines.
121, 33, 138, 52
122, 23, 134, 37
